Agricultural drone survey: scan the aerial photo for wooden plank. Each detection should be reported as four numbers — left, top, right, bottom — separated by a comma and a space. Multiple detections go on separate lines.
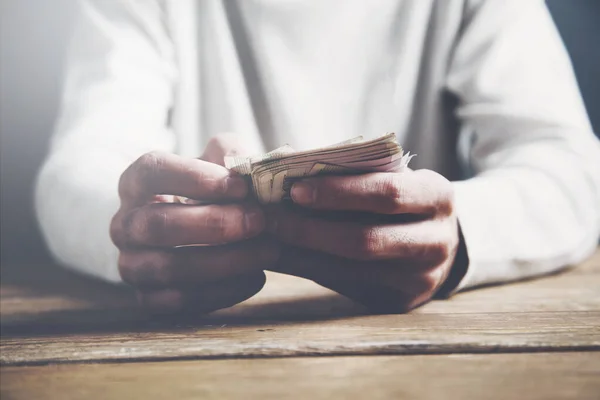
2, 310, 599, 365
1, 249, 599, 365
2, 352, 599, 400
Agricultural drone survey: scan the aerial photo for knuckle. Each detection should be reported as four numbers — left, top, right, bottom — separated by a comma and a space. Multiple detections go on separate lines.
434, 180, 455, 216
143, 208, 169, 244
427, 240, 451, 263
135, 151, 167, 186
122, 209, 144, 243
129, 209, 151, 244
120, 207, 167, 245
109, 211, 126, 247
353, 228, 382, 259
388, 175, 418, 214
119, 151, 167, 200
137, 151, 167, 170
379, 175, 405, 211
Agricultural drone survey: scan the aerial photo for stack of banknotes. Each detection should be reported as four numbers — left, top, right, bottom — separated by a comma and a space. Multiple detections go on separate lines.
224, 132, 414, 204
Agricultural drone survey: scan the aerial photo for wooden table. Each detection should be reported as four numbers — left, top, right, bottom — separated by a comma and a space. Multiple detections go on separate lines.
1, 249, 599, 399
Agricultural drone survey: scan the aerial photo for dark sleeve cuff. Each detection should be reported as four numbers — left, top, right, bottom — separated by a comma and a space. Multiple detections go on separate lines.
434, 221, 470, 299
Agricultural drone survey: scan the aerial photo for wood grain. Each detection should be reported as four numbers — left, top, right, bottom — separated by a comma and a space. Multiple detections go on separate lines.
2, 352, 599, 400
2, 310, 599, 365
1, 249, 599, 365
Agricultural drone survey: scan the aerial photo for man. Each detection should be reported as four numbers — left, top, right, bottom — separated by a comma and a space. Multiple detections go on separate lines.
36, 0, 600, 314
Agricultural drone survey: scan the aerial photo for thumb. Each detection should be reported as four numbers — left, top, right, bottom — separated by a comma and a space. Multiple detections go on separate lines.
201, 133, 253, 166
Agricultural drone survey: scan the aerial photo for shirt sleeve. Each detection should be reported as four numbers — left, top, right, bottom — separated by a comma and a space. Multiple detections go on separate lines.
35, 0, 177, 282
446, 0, 600, 291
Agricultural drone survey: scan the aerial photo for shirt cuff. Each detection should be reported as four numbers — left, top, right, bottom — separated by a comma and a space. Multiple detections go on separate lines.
436, 178, 502, 297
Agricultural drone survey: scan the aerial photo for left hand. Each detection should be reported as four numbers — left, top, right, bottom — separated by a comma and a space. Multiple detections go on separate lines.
265, 169, 460, 313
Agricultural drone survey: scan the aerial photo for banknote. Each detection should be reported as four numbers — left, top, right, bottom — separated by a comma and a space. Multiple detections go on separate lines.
224, 132, 414, 204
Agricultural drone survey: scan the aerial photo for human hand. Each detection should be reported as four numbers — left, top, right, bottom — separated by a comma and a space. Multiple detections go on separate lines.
265, 169, 461, 313
110, 135, 280, 314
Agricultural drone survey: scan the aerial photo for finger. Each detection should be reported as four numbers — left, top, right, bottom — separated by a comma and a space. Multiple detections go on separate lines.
119, 237, 280, 288
112, 202, 265, 248
119, 151, 248, 207
290, 169, 453, 216
201, 133, 253, 166
271, 247, 443, 313
266, 207, 453, 261
271, 245, 437, 281
137, 271, 266, 314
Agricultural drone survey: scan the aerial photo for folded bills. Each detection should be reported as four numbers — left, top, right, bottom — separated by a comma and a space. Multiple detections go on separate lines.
225, 132, 414, 204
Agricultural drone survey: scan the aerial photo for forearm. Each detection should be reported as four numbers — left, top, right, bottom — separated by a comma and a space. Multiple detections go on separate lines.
34, 0, 178, 281
452, 139, 600, 291
35, 149, 128, 282
441, 0, 600, 291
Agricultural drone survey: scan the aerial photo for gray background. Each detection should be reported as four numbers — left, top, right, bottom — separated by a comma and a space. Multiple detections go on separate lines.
1, 0, 598, 263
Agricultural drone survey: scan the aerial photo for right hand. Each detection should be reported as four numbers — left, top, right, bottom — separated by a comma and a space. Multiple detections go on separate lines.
110, 136, 280, 314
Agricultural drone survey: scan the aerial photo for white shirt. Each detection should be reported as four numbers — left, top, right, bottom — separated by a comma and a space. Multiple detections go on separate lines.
36, 0, 600, 292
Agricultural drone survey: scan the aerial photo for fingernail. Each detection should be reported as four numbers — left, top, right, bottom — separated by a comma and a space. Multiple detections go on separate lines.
244, 210, 264, 236
226, 176, 248, 198
291, 182, 315, 205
